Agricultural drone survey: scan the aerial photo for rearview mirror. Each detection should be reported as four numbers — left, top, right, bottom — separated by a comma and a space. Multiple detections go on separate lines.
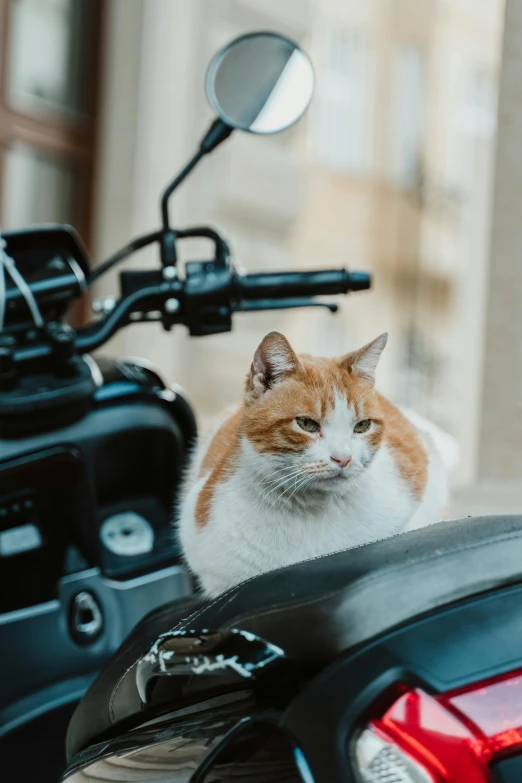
160, 32, 314, 237
206, 32, 314, 135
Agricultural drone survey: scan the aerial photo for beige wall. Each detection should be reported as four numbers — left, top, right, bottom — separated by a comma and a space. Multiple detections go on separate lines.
478, 0, 522, 482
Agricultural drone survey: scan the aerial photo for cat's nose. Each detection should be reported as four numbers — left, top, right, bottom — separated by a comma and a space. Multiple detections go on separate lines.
331, 454, 352, 469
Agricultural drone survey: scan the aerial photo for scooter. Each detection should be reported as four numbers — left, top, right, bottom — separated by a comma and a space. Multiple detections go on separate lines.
4, 31, 522, 783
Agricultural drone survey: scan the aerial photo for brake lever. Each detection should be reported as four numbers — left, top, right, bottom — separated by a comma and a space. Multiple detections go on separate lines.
235, 297, 339, 314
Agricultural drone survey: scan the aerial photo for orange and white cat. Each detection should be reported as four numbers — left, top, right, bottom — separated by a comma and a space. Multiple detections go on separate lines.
179, 331, 451, 597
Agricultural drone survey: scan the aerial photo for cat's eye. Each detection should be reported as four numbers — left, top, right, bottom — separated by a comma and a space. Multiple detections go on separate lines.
354, 419, 371, 433
296, 417, 320, 433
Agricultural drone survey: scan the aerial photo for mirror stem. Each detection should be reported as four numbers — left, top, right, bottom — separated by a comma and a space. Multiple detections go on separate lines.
160, 149, 204, 233
160, 120, 234, 235
199, 118, 234, 154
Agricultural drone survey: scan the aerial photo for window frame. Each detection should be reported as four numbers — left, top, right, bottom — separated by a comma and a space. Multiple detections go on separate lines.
0, 0, 105, 248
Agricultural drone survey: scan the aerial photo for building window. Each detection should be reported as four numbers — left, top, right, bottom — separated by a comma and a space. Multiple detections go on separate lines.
451, 67, 497, 190
0, 0, 104, 246
390, 45, 425, 186
397, 325, 445, 418
310, 29, 375, 173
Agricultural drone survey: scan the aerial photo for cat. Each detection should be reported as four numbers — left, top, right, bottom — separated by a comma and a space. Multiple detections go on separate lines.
178, 331, 450, 598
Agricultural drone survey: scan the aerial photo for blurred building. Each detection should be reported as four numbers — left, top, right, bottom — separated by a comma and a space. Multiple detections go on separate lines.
0, 0, 509, 495
295, 0, 503, 494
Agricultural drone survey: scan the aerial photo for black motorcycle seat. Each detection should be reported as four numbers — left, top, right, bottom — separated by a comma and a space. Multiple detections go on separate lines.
67, 514, 522, 761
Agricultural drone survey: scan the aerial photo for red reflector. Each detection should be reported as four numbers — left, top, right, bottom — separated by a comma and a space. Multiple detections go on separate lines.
361, 671, 522, 783
441, 669, 522, 757
373, 690, 488, 782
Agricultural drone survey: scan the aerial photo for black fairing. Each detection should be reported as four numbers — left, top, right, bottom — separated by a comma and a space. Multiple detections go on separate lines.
0, 356, 196, 613
0, 356, 196, 764
64, 514, 522, 762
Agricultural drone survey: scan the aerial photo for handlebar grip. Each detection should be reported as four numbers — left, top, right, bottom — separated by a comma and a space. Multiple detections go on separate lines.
235, 269, 370, 300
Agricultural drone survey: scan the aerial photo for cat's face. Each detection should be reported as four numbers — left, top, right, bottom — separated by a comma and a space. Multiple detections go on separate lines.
243, 331, 387, 498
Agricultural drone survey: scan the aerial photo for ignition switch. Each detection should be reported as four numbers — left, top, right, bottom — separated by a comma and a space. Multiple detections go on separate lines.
69, 590, 103, 645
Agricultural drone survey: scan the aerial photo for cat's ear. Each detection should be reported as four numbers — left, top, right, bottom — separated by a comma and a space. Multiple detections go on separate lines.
247, 332, 299, 398
340, 333, 388, 385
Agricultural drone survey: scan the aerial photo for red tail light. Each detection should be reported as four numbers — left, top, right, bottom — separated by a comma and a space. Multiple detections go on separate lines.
355, 670, 522, 782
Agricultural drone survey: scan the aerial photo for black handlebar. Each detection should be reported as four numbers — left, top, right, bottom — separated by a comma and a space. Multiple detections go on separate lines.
11, 266, 370, 365
235, 269, 370, 300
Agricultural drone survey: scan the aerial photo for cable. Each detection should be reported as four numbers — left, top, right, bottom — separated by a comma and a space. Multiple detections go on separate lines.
0, 235, 44, 330
87, 230, 162, 286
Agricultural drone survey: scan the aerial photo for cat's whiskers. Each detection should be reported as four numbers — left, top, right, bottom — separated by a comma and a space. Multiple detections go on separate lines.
258, 466, 308, 505
260, 459, 353, 507
286, 473, 314, 502
262, 465, 307, 489
259, 463, 326, 508
303, 463, 331, 475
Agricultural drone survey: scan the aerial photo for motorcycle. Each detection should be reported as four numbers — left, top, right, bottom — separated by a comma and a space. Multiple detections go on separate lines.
2, 30, 520, 783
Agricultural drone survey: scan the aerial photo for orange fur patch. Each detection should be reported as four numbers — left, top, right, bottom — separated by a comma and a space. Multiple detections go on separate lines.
195, 409, 242, 528
378, 394, 428, 500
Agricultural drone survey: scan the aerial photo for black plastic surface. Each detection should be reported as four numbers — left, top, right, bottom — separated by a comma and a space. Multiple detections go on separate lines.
0, 225, 90, 329
1, 225, 90, 274
0, 700, 79, 783
0, 357, 196, 613
282, 582, 522, 783
0, 356, 96, 432
0, 404, 183, 611
0, 352, 195, 766
0, 447, 86, 611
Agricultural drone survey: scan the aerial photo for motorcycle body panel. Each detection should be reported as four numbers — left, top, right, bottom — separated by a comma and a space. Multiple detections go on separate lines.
0, 357, 196, 776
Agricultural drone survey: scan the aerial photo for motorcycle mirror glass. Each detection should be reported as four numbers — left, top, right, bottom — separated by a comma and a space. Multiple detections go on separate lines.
206, 32, 314, 135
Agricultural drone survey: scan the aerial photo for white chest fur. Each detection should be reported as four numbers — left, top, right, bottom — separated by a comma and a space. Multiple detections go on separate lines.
178, 442, 440, 598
